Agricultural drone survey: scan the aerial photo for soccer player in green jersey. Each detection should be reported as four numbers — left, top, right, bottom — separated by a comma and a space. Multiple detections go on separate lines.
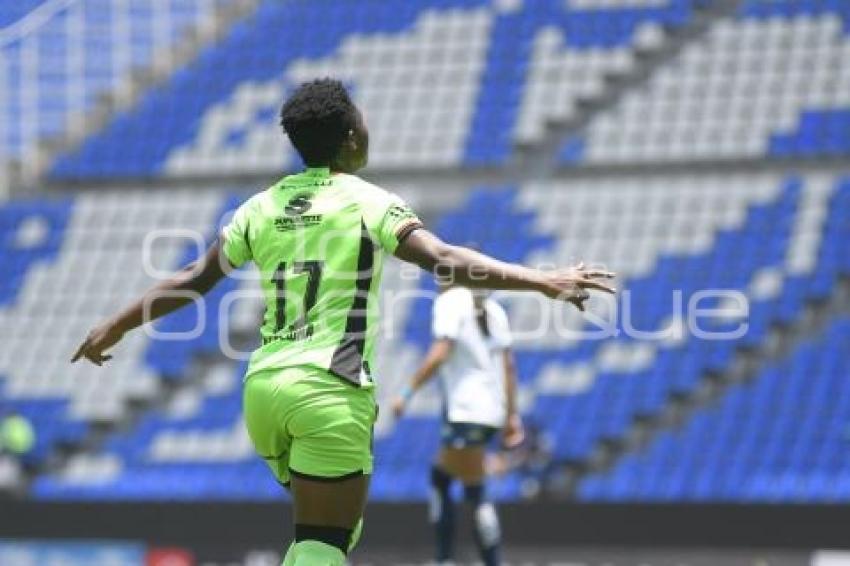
72, 78, 615, 565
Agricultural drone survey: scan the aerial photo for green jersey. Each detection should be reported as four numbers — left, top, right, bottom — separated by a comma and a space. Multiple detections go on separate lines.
221, 167, 422, 387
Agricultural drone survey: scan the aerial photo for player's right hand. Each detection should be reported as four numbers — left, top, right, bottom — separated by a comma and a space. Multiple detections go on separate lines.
540, 262, 616, 311
71, 320, 125, 366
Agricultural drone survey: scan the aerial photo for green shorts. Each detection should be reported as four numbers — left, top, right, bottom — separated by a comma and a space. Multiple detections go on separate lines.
243, 367, 378, 485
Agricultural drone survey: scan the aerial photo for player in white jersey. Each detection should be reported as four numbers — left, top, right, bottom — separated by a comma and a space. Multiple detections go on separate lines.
393, 283, 523, 566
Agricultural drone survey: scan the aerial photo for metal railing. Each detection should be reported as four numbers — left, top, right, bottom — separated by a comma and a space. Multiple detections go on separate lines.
0, 0, 222, 199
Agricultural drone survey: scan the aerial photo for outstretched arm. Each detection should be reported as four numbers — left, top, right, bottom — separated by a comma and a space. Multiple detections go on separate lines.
392, 338, 453, 418
395, 229, 615, 310
501, 348, 524, 448
71, 241, 231, 366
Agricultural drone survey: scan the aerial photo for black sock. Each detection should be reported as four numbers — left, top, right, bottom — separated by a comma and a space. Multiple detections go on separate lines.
430, 465, 455, 562
464, 483, 501, 566
294, 524, 352, 556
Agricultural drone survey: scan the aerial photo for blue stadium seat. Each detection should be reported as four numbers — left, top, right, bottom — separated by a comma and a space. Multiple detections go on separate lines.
1, 0, 221, 160
578, 317, 850, 502
7, 172, 850, 501
144, 195, 244, 378
0, 1, 46, 29
45, 0, 706, 176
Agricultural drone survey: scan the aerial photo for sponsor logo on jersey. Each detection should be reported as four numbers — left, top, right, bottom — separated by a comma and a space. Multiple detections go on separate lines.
263, 323, 314, 345
284, 194, 313, 216
276, 194, 322, 231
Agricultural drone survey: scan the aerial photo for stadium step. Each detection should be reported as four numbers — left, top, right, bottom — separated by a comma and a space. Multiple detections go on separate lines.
511, 0, 743, 178
34, 350, 245, 496
561, 274, 850, 499
30, 0, 262, 189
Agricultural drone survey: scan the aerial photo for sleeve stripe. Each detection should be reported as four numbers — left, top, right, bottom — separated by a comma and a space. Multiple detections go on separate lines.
243, 219, 252, 256
395, 220, 424, 246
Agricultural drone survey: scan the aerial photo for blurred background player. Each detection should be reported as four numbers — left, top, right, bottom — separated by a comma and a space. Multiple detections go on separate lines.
0, 408, 35, 494
0, 409, 35, 461
393, 280, 523, 566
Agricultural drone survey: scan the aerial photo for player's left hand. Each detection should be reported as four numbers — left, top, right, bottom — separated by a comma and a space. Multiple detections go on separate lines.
71, 320, 125, 366
391, 396, 407, 419
502, 413, 525, 449
539, 262, 616, 312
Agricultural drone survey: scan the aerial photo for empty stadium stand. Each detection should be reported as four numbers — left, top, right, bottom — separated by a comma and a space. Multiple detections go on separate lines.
48, 0, 708, 178
0, 2, 46, 30
0, 190, 223, 466
2, 0, 849, 509
7, 0, 847, 183
578, 315, 850, 502
568, 0, 850, 164
1, 170, 841, 500
0, 0, 226, 176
